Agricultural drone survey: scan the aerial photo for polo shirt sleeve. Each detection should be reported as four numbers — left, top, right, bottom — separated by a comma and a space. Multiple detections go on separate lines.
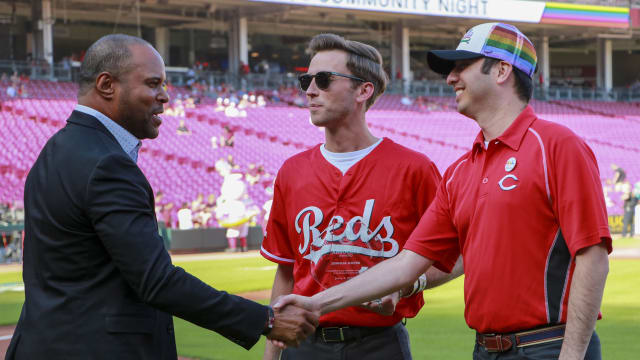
549, 134, 612, 256
403, 176, 460, 273
260, 174, 296, 265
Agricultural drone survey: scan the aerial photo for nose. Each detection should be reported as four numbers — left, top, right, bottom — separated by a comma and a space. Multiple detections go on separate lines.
305, 78, 319, 98
446, 70, 459, 86
158, 84, 169, 104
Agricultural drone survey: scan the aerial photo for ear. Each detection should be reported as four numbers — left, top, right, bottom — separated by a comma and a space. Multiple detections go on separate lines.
495, 61, 513, 85
356, 81, 375, 106
95, 72, 116, 100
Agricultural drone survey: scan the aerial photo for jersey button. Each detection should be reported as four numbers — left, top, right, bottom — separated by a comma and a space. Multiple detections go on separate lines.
482, 177, 488, 184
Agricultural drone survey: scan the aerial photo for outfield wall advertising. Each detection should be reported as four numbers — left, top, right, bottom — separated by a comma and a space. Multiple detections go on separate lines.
250, 0, 629, 28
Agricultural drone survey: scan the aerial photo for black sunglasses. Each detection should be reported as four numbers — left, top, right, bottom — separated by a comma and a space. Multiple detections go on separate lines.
298, 71, 366, 91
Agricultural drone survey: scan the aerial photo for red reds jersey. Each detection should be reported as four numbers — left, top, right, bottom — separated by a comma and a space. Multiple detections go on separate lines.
261, 138, 441, 327
404, 106, 612, 334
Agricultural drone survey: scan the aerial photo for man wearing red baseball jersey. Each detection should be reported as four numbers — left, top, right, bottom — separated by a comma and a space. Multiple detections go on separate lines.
276, 23, 611, 360
260, 34, 457, 359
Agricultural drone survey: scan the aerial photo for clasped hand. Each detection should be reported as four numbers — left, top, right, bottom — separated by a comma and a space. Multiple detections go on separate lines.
266, 302, 319, 348
268, 291, 399, 349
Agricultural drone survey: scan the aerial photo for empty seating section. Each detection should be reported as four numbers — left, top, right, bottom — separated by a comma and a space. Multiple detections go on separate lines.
1, 81, 638, 217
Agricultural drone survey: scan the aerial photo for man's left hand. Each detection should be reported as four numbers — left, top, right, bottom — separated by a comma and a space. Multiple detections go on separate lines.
360, 291, 400, 316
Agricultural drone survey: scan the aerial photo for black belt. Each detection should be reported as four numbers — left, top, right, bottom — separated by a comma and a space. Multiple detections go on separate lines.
316, 325, 392, 343
477, 324, 566, 352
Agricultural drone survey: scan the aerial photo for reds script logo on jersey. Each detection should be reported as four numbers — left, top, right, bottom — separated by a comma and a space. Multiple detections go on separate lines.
294, 199, 399, 264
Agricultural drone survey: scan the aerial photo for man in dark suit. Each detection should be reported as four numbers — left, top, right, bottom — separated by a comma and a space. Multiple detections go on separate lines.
6, 34, 318, 360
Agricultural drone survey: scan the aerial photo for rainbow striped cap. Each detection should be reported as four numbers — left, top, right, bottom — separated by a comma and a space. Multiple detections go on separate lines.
427, 23, 537, 78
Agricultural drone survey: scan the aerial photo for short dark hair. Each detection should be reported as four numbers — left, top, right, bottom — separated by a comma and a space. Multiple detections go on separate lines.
308, 33, 388, 110
481, 57, 533, 103
77, 34, 151, 96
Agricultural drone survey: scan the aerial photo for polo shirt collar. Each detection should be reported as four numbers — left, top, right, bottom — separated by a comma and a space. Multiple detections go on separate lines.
472, 105, 537, 159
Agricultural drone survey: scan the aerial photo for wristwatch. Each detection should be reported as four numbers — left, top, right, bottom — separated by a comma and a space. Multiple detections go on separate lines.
262, 306, 275, 335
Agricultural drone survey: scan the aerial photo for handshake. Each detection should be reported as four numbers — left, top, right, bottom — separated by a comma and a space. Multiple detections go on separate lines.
264, 292, 400, 348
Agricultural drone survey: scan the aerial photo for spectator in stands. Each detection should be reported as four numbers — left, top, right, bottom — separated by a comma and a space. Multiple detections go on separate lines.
0, 73, 7, 83
611, 163, 627, 192
216, 173, 255, 252
292, 93, 305, 107
6, 84, 16, 98
229, 91, 239, 104
602, 179, 614, 209
240, 60, 250, 76
155, 191, 171, 249
191, 193, 205, 213
203, 193, 218, 227
415, 96, 426, 112
257, 94, 267, 107
224, 102, 247, 117
258, 59, 270, 88
245, 163, 266, 186
238, 94, 249, 109
155, 191, 166, 220
214, 97, 225, 112
19, 83, 28, 98
184, 97, 196, 109
271, 88, 280, 103
611, 163, 626, 184
155, 191, 175, 229
227, 155, 238, 169
61, 56, 72, 71
621, 180, 637, 238
165, 98, 185, 117
176, 119, 191, 135
222, 125, 235, 147
10, 71, 19, 85
177, 202, 194, 230
211, 125, 234, 149
186, 67, 197, 88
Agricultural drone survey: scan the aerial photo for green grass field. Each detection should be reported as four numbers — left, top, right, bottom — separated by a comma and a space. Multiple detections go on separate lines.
611, 236, 640, 248
1, 255, 638, 359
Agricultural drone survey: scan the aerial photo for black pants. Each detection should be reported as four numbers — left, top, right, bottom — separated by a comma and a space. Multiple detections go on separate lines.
281, 323, 412, 360
473, 331, 601, 360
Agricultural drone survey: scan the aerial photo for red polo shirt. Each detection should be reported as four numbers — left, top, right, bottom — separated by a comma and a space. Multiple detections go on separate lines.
404, 105, 612, 334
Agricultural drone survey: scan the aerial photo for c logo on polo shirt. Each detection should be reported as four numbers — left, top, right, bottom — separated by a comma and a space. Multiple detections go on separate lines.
498, 174, 519, 191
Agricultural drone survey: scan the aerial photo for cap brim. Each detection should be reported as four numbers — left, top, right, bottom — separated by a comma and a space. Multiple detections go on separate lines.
427, 50, 482, 76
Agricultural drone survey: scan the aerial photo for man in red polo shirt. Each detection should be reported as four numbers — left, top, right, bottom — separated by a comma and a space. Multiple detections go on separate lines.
276, 23, 611, 360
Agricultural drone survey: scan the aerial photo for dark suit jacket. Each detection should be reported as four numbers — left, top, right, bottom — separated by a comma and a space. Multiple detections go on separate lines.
7, 111, 267, 359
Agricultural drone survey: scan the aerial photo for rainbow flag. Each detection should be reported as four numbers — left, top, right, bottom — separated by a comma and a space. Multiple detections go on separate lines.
541, 2, 629, 28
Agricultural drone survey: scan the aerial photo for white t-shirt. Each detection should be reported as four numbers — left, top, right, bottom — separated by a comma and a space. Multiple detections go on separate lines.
177, 208, 194, 230
320, 138, 383, 175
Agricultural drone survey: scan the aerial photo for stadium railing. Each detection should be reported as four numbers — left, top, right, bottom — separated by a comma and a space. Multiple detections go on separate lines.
0, 60, 73, 82
3, 63, 638, 102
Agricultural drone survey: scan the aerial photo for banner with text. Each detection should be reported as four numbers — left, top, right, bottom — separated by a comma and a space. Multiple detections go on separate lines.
249, 0, 629, 28
250, 0, 546, 23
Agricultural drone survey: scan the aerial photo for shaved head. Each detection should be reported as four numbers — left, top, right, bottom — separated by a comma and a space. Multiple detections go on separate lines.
78, 34, 151, 96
